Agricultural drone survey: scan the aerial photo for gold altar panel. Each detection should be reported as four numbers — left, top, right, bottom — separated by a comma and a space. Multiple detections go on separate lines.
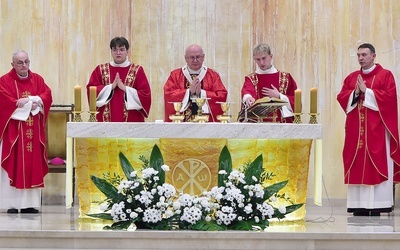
75, 138, 159, 216
227, 139, 312, 220
76, 138, 312, 220
161, 139, 228, 195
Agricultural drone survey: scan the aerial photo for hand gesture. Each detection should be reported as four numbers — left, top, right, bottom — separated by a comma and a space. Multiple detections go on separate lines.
16, 97, 29, 108
111, 73, 121, 90
190, 77, 201, 96
245, 97, 255, 107
355, 74, 366, 94
261, 85, 280, 98
31, 101, 38, 110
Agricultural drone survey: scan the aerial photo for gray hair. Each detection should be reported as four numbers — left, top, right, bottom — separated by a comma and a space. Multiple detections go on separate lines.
253, 44, 272, 56
12, 50, 28, 61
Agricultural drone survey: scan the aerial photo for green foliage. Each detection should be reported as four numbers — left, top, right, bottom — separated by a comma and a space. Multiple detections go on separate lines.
90, 175, 124, 203
119, 152, 135, 181
218, 145, 232, 187
189, 220, 227, 231
149, 144, 165, 185
243, 154, 264, 185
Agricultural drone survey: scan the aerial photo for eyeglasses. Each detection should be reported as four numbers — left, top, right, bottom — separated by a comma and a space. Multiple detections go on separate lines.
187, 55, 204, 61
14, 60, 30, 66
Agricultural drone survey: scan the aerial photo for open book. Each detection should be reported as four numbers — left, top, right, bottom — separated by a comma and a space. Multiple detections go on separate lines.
238, 97, 288, 123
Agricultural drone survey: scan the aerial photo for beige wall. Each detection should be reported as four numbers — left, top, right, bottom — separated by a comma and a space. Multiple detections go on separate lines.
2, 0, 400, 201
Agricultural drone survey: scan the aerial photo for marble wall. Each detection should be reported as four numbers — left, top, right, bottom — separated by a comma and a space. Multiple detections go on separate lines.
1, 0, 400, 200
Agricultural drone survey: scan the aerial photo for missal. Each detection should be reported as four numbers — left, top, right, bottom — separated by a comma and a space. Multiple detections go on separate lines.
237, 97, 287, 123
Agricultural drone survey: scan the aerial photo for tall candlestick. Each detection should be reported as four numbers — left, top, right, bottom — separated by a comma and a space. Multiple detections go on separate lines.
74, 85, 81, 112
294, 89, 302, 113
89, 86, 97, 112
310, 87, 318, 113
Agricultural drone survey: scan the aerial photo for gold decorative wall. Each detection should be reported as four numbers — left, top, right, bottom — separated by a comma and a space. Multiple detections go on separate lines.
2, 0, 400, 201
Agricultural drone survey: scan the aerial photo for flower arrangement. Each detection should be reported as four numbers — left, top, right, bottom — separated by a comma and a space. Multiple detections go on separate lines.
88, 144, 303, 231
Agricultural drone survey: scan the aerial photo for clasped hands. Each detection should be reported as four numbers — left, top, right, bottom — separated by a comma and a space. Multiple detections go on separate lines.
355, 74, 366, 95
16, 98, 39, 110
190, 77, 201, 96
111, 73, 126, 92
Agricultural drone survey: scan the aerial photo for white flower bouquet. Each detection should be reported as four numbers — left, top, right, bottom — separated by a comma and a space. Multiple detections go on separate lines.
88, 144, 303, 230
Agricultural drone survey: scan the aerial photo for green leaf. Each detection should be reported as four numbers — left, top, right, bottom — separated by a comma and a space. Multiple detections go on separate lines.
150, 144, 165, 184
189, 220, 227, 231
263, 180, 288, 200
119, 152, 135, 180
229, 220, 269, 231
218, 145, 232, 187
86, 213, 113, 220
284, 203, 304, 215
103, 220, 132, 230
90, 175, 123, 203
244, 154, 263, 184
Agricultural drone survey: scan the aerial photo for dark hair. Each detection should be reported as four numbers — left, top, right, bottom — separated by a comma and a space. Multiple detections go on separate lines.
109, 37, 130, 50
358, 43, 375, 54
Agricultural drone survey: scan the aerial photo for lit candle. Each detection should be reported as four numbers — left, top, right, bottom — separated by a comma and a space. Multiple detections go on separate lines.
294, 89, 302, 113
89, 86, 97, 112
310, 87, 318, 114
74, 85, 81, 112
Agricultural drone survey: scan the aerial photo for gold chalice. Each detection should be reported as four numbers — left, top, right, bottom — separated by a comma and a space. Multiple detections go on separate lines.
194, 98, 209, 123
217, 102, 232, 123
169, 102, 184, 123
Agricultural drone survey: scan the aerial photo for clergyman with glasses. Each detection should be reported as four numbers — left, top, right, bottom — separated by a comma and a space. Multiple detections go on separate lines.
0, 50, 53, 214
163, 44, 227, 122
86, 37, 152, 122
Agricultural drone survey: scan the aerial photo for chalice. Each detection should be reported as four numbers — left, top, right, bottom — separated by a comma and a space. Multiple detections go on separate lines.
217, 102, 232, 123
194, 98, 209, 123
169, 102, 184, 123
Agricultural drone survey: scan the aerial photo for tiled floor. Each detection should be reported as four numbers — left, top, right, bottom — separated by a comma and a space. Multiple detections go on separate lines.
0, 200, 399, 249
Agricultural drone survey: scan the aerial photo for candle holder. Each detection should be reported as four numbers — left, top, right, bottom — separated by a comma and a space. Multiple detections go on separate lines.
293, 113, 302, 124
89, 111, 98, 122
72, 111, 83, 122
309, 113, 319, 124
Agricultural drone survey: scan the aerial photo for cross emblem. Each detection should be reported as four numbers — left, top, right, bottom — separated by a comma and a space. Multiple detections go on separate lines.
22, 91, 30, 98
26, 116, 34, 126
26, 142, 33, 152
26, 129, 33, 139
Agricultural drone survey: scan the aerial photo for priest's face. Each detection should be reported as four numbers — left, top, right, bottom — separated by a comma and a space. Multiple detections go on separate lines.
185, 45, 205, 71
11, 51, 30, 77
111, 45, 128, 64
254, 52, 273, 71
357, 48, 376, 70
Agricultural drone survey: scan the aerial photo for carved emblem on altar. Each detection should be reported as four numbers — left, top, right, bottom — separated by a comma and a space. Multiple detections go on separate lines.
171, 158, 212, 195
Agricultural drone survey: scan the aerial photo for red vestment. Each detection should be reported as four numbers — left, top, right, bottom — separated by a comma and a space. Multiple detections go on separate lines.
337, 64, 400, 185
163, 68, 227, 122
241, 71, 297, 123
87, 63, 151, 122
0, 69, 52, 189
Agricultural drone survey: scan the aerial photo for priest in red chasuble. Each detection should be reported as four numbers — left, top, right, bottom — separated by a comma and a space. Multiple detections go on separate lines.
0, 50, 52, 214
87, 37, 151, 122
163, 44, 227, 122
241, 44, 298, 123
337, 43, 400, 216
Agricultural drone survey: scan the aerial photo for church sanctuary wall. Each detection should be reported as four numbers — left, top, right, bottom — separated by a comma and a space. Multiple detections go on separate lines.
1, 0, 400, 202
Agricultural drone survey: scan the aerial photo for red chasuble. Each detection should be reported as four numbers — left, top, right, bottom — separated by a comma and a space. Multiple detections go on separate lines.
241, 71, 297, 123
0, 69, 52, 189
87, 63, 151, 122
337, 64, 400, 184
163, 68, 228, 122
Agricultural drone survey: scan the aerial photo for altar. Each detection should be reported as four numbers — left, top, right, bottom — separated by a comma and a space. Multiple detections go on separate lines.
66, 122, 323, 220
